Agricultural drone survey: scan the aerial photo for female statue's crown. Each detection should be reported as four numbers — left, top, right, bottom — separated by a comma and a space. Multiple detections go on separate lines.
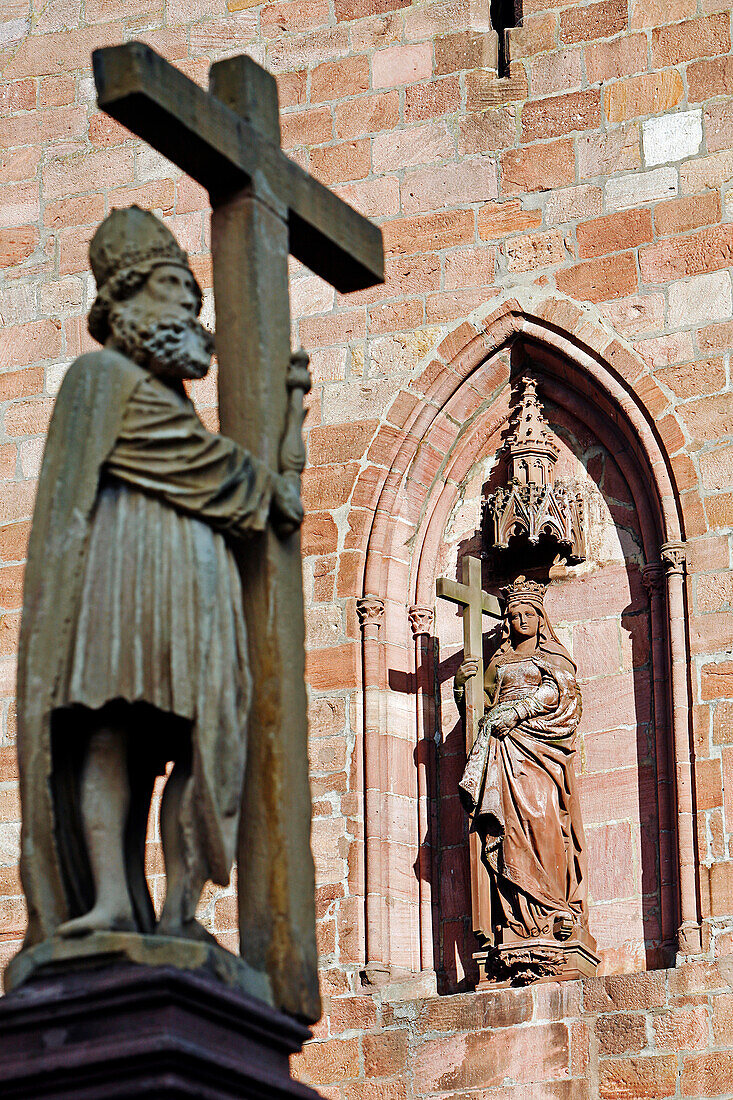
501, 575, 548, 606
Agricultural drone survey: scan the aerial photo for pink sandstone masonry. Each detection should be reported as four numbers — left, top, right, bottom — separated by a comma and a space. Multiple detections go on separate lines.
2, 0, 733, 1094
294, 961, 733, 1098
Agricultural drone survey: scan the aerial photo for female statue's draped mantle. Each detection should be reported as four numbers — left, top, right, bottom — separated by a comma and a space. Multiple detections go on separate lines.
458, 596, 590, 963
18, 349, 272, 945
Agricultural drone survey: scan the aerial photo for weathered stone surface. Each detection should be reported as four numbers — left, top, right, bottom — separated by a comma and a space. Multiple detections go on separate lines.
1, 5, 733, 1094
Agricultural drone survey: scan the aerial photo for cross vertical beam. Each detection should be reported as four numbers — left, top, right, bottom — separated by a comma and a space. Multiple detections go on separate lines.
436, 555, 501, 945
209, 59, 314, 1018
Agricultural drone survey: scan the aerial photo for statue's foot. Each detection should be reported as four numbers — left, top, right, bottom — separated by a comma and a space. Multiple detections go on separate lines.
57, 907, 136, 939
156, 916, 218, 946
553, 913, 574, 941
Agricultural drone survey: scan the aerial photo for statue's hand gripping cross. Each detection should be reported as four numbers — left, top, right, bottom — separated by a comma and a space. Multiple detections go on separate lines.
92, 42, 384, 1023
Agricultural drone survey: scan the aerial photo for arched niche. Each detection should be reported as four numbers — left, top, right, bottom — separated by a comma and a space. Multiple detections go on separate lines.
351, 289, 699, 989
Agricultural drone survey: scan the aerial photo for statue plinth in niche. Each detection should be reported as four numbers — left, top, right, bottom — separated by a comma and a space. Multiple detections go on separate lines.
483, 377, 586, 564
451, 574, 599, 987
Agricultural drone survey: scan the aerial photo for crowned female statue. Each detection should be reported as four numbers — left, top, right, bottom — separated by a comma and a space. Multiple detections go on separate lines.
455, 576, 598, 983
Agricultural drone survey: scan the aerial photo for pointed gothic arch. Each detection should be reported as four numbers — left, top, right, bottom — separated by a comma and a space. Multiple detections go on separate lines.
349, 288, 700, 986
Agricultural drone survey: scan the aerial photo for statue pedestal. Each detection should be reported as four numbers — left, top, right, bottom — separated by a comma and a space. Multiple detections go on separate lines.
0, 958, 321, 1099
475, 926, 600, 988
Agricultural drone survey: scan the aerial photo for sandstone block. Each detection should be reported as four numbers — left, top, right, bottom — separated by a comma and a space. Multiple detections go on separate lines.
414, 1023, 570, 1092
292, 1036, 360, 1087
654, 191, 719, 236
628, 0, 696, 30
500, 138, 575, 194
584, 971, 666, 1012
586, 823, 635, 904
372, 121, 454, 174
651, 12, 731, 68
401, 159, 499, 215
668, 270, 732, 328
311, 56, 370, 102
503, 228, 565, 273
642, 110, 702, 167
530, 47, 583, 98
508, 13, 558, 58
688, 55, 733, 102
458, 106, 516, 156
281, 107, 333, 149
334, 91, 399, 141
521, 88, 601, 142
434, 30, 498, 75
605, 70, 683, 123
599, 1054, 678, 1099
678, 394, 733, 448
585, 33, 647, 83
555, 252, 638, 302
577, 208, 653, 259
681, 1051, 733, 1097
372, 44, 431, 88
576, 126, 641, 178
560, 0, 627, 44
606, 167, 677, 211
404, 75, 461, 123
381, 210, 474, 256
544, 184, 603, 225
362, 1030, 408, 1077
595, 1012, 647, 1056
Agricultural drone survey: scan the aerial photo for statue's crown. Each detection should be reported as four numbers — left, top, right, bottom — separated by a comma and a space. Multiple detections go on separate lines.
89, 205, 189, 290
501, 575, 547, 606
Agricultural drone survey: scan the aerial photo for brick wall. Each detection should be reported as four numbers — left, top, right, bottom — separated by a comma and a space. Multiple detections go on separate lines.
2, 0, 733, 1090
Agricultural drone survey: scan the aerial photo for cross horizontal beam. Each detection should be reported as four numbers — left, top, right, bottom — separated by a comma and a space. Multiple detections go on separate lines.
436, 576, 502, 619
92, 41, 384, 294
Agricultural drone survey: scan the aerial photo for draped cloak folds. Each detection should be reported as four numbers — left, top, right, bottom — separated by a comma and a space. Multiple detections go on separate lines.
459, 653, 588, 935
17, 348, 273, 947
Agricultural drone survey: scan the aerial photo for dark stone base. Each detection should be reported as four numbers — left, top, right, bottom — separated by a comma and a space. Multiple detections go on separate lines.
0, 961, 321, 1099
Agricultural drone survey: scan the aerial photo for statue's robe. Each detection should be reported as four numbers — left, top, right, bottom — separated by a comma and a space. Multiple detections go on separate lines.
459, 652, 587, 938
18, 349, 273, 945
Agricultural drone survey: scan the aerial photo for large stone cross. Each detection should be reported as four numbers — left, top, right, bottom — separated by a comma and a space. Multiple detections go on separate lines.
436, 555, 501, 945
92, 42, 384, 1023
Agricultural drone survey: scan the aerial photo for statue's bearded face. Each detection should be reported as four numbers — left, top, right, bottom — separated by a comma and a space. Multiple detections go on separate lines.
108, 264, 214, 381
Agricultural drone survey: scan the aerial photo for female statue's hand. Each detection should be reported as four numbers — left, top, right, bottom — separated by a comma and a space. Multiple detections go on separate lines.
455, 656, 480, 688
492, 708, 518, 738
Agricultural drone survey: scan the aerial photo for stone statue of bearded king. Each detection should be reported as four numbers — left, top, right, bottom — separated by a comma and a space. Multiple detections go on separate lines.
17, 206, 309, 949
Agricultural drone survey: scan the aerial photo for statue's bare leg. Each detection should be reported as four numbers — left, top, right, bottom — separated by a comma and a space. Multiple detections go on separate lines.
57, 727, 136, 937
157, 760, 208, 939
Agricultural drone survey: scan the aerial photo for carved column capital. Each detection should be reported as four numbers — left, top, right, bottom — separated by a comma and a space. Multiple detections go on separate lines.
660, 540, 687, 576
408, 605, 434, 638
356, 595, 384, 629
641, 562, 664, 596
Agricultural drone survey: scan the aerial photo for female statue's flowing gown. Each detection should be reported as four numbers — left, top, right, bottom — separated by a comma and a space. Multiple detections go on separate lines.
459, 649, 588, 941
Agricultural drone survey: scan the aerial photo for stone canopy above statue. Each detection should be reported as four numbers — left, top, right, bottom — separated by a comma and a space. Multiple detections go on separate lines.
483, 376, 587, 565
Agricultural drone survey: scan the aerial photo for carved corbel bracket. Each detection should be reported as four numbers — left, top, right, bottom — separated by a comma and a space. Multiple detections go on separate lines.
641, 562, 664, 597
